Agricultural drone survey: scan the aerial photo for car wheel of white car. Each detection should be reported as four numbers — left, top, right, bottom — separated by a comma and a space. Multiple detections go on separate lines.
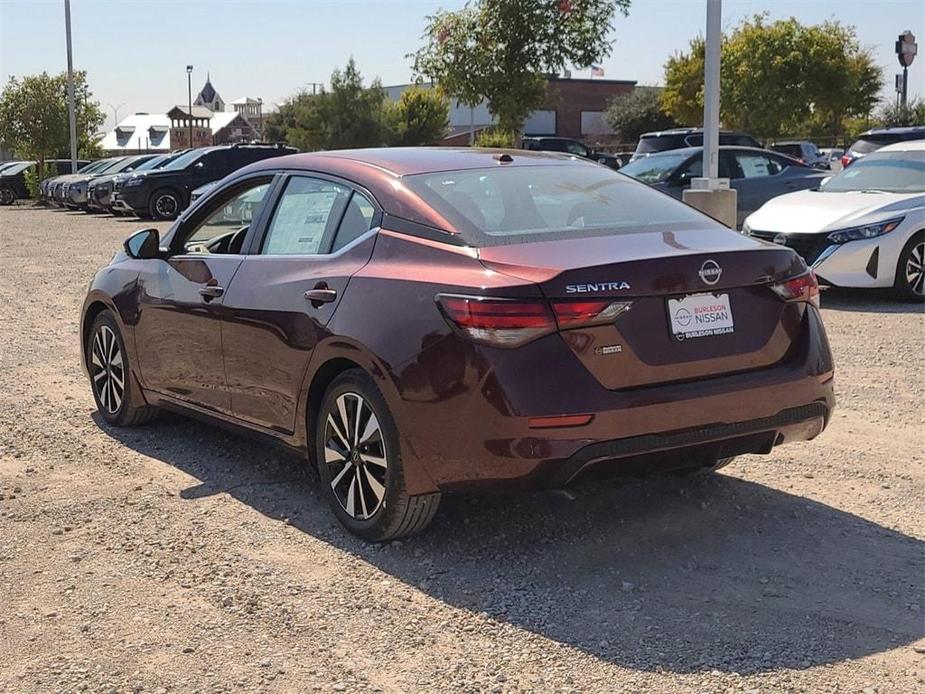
895, 232, 925, 303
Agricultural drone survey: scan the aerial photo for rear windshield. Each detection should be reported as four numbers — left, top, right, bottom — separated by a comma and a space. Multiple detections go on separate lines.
403, 163, 710, 247
618, 151, 691, 183
635, 135, 686, 154
849, 135, 903, 154
771, 144, 803, 158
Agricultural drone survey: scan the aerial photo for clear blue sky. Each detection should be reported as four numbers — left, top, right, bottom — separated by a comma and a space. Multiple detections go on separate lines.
1, 0, 923, 129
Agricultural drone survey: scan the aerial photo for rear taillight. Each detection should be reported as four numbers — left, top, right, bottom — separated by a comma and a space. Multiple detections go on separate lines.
550, 300, 632, 328
840, 154, 852, 168
437, 296, 632, 347
437, 295, 556, 347
771, 271, 820, 308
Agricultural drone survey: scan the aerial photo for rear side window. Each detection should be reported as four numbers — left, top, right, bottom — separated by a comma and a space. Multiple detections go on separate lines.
732, 153, 783, 178
262, 176, 351, 255
404, 163, 710, 247
331, 192, 376, 252
850, 135, 899, 154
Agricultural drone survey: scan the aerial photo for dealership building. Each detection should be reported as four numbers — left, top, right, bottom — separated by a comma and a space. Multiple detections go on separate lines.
385, 76, 636, 145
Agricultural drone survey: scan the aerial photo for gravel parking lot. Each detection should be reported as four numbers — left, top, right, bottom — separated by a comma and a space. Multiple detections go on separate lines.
0, 205, 923, 693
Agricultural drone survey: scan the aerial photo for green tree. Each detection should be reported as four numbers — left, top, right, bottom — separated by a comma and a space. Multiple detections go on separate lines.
266, 59, 390, 151
876, 98, 925, 127
661, 16, 883, 139
413, 0, 630, 138
604, 86, 675, 143
384, 86, 450, 146
0, 70, 105, 171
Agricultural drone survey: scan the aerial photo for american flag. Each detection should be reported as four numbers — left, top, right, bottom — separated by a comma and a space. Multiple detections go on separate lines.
590, 64, 604, 77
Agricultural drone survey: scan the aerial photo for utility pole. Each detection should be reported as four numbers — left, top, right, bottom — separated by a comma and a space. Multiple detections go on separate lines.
186, 65, 194, 148
64, 0, 78, 173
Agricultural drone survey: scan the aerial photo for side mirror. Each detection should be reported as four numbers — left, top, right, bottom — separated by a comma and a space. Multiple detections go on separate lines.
124, 228, 161, 259
194, 161, 204, 169
676, 171, 696, 187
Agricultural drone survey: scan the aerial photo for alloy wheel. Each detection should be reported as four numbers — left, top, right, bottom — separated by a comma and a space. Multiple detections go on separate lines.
90, 325, 124, 414
906, 241, 924, 297
323, 392, 388, 520
154, 193, 178, 218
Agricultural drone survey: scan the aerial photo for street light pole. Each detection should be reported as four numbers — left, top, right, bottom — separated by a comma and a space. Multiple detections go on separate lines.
64, 0, 78, 173
107, 102, 125, 128
186, 65, 194, 148
702, 0, 721, 181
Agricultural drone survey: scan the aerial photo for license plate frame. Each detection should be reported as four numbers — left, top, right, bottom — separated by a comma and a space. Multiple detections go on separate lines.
666, 292, 735, 341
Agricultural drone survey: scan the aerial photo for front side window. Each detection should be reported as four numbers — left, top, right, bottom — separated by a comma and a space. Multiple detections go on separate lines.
404, 163, 711, 247
262, 177, 352, 255
182, 179, 272, 251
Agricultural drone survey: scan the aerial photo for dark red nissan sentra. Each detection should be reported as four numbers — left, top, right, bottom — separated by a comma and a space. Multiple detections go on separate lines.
80, 148, 835, 540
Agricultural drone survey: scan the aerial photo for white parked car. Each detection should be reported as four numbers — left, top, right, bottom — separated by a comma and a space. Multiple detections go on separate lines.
743, 140, 925, 302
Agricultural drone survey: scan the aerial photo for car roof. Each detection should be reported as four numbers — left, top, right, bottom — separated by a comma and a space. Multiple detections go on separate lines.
246, 146, 583, 178
639, 128, 747, 138
877, 139, 925, 152
860, 125, 925, 136
771, 141, 808, 146
638, 145, 774, 158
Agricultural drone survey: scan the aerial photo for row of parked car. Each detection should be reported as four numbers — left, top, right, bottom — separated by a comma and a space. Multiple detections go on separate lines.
8, 143, 297, 220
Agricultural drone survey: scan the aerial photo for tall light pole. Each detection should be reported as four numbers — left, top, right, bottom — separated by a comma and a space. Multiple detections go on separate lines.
64, 0, 78, 173
682, 0, 737, 229
186, 65, 194, 148
896, 31, 917, 110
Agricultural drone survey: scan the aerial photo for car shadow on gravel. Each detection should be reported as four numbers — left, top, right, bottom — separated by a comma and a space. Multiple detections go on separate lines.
96, 412, 924, 675
821, 287, 924, 314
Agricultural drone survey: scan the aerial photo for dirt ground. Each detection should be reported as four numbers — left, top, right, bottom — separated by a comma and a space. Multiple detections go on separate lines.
0, 205, 922, 694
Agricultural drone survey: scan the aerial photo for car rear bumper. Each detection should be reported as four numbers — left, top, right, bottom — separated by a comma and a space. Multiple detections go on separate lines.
395, 307, 835, 494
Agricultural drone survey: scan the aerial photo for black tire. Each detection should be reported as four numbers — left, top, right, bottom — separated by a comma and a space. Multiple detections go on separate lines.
315, 369, 440, 541
149, 188, 183, 221
0, 186, 15, 205
894, 231, 925, 303
87, 311, 158, 427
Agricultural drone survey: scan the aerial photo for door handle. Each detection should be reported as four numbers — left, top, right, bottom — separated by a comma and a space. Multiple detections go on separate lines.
304, 288, 337, 304
199, 285, 224, 299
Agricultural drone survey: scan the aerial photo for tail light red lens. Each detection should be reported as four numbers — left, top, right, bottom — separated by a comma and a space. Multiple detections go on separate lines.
550, 300, 633, 328
437, 295, 556, 347
771, 271, 820, 308
840, 154, 852, 168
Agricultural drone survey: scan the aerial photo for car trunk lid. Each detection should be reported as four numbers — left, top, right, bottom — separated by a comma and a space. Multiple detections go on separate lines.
478, 227, 808, 389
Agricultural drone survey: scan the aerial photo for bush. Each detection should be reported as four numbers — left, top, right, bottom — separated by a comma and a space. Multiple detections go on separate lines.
23, 166, 41, 199
474, 128, 514, 148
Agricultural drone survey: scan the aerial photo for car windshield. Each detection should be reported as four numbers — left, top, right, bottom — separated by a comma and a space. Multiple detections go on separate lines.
821, 151, 925, 193
403, 163, 710, 247
93, 158, 128, 174
158, 149, 207, 171
635, 135, 685, 154
618, 151, 691, 183
106, 157, 146, 174
132, 155, 168, 172
2, 162, 33, 175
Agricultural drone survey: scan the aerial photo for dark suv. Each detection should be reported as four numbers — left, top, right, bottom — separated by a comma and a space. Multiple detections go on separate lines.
632, 128, 762, 161
113, 143, 297, 220
841, 126, 925, 168
1, 159, 90, 205
521, 136, 623, 169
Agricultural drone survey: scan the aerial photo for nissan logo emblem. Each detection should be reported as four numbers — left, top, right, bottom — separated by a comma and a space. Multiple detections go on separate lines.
699, 259, 722, 285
